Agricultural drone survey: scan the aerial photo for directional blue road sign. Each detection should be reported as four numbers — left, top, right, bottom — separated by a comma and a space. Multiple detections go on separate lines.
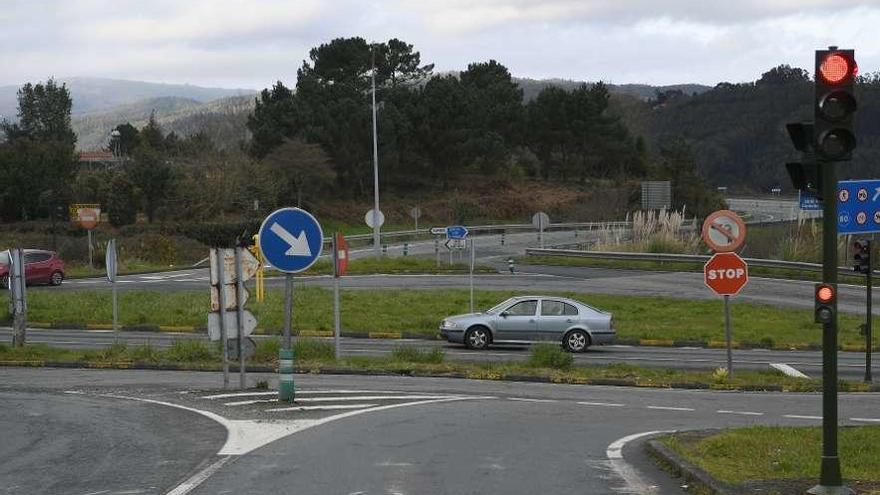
799, 191, 822, 211
446, 225, 468, 240
838, 180, 880, 235
258, 207, 323, 273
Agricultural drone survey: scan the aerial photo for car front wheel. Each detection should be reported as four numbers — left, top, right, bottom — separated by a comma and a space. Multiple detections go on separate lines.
50, 271, 64, 286
464, 326, 491, 350
563, 329, 590, 353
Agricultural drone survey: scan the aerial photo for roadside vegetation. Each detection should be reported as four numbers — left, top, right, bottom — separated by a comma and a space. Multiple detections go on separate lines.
661, 427, 880, 494
0, 340, 876, 393
15, 288, 879, 350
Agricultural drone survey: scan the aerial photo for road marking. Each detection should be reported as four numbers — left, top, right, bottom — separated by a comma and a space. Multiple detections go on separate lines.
646, 406, 695, 412
508, 397, 558, 403
770, 363, 810, 379
202, 391, 277, 400
224, 399, 278, 406
717, 410, 764, 416
784, 414, 822, 420
577, 401, 625, 407
165, 455, 232, 495
850, 417, 880, 423
606, 430, 674, 494
265, 404, 378, 413
297, 395, 459, 402
202, 389, 399, 400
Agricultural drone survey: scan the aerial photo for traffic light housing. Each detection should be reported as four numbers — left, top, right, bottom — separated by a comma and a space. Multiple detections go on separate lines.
815, 283, 836, 324
785, 123, 822, 198
814, 48, 857, 161
853, 239, 871, 274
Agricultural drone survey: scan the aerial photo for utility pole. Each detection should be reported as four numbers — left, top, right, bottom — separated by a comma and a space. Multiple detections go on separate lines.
371, 44, 381, 257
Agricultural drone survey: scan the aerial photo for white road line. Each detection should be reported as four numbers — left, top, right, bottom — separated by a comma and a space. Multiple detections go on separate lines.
784, 414, 822, 420
850, 417, 880, 423
165, 456, 232, 495
265, 404, 378, 413
201, 391, 277, 400
297, 395, 458, 402
606, 430, 674, 494
507, 397, 558, 403
577, 401, 626, 408
224, 399, 278, 406
646, 406, 695, 412
201, 389, 399, 400
717, 410, 764, 416
770, 363, 810, 379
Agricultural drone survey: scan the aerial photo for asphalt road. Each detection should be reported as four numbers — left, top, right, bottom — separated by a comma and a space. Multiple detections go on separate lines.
2, 327, 877, 382
1, 369, 878, 495
727, 197, 821, 223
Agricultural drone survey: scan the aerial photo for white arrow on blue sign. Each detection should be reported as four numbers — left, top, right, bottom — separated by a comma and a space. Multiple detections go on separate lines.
258, 207, 324, 273
446, 225, 468, 240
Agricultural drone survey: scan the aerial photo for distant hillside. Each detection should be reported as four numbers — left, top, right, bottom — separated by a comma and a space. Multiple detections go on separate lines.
72, 95, 255, 150
0, 77, 255, 121
514, 78, 711, 102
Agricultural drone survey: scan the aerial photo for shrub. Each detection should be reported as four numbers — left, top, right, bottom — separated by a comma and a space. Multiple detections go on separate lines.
528, 343, 573, 370
390, 345, 445, 364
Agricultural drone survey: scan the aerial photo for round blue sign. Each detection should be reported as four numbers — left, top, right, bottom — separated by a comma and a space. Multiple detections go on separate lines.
258, 208, 324, 273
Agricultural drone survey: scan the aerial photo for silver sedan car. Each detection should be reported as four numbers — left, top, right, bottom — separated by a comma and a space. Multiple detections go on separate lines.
439, 296, 615, 352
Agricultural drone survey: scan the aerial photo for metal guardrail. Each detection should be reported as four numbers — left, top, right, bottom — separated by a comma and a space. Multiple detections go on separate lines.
525, 248, 862, 276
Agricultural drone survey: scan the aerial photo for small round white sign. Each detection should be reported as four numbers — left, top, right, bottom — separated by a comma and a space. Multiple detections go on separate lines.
365, 209, 385, 228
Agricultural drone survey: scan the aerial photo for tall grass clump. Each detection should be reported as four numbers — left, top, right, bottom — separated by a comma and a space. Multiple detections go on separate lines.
528, 343, 574, 370
390, 345, 445, 364
596, 208, 698, 254
165, 340, 216, 362
294, 338, 335, 362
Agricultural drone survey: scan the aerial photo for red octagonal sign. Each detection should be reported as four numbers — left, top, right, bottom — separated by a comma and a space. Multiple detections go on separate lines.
704, 252, 749, 296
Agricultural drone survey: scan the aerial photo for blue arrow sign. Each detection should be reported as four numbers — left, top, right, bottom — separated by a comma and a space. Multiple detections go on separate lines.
258, 207, 324, 273
446, 225, 468, 240
838, 180, 880, 235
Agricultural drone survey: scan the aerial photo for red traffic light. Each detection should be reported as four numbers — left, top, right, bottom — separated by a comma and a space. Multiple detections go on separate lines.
819, 52, 857, 84
816, 284, 835, 304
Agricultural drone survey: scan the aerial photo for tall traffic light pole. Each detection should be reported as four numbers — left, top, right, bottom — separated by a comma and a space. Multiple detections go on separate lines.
807, 46, 858, 495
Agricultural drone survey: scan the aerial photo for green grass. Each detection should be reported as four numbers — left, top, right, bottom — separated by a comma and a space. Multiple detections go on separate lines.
292, 256, 496, 276
0, 342, 875, 392
662, 426, 880, 492
66, 260, 194, 279
520, 255, 874, 286
528, 343, 573, 369
14, 288, 880, 349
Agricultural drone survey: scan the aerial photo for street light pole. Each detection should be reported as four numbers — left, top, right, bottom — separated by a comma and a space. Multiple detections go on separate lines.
371, 44, 381, 257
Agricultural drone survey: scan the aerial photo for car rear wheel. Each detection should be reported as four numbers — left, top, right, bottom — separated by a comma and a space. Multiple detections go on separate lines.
464, 326, 491, 350
563, 329, 590, 353
49, 271, 64, 286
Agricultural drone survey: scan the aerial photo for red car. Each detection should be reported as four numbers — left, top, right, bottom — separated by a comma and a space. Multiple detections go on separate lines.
0, 249, 66, 286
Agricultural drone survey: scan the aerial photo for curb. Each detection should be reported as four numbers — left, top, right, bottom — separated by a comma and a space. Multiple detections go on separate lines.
645, 434, 734, 495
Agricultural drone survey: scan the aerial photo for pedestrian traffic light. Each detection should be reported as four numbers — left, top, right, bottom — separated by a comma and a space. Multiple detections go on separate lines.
815, 48, 857, 161
853, 239, 871, 274
815, 283, 836, 324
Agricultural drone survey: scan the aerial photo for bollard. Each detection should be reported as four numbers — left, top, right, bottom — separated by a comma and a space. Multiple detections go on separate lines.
574, 230, 578, 238
508, 258, 515, 274
279, 348, 295, 402
382, 244, 388, 255
501, 233, 505, 246
403, 242, 409, 256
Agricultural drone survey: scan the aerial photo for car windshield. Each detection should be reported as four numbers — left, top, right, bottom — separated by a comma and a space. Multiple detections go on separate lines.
485, 298, 517, 314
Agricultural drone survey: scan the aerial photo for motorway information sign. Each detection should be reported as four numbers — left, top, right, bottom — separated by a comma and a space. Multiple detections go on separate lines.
838, 180, 880, 235
799, 191, 822, 211
258, 208, 324, 273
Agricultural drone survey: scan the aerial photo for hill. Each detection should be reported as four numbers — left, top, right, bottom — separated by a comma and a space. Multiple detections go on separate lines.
0, 76, 255, 121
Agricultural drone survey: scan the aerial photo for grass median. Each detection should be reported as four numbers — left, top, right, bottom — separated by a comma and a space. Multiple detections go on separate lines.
0, 340, 874, 393
15, 287, 880, 349
660, 426, 880, 494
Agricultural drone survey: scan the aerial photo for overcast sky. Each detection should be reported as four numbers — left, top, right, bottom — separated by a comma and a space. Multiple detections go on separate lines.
2, 0, 879, 89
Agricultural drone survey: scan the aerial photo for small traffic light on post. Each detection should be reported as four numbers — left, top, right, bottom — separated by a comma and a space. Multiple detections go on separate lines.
815, 48, 858, 161
815, 283, 836, 324
785, 123, 822, 198
853, 239, 870, 274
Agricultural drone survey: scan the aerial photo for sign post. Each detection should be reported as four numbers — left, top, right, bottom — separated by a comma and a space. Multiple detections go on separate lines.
532, 212, 550, 249
9, 249, 27, 347
410, 207, 422, 232
106, 239, 119, 342
702, 210, 749, 378
332, 232, 349, 360
77, 207, 100, 268
258, 207, 323, 402
469, 238, 476, 313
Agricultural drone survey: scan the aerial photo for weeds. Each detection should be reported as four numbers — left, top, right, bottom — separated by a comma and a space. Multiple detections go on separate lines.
528, 343, 573, 370
165, 340, 216, 362
294, 338, 335, 362
390, 345, 445, 364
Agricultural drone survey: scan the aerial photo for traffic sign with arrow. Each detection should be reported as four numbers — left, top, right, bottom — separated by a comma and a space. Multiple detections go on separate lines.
258, 207, 324, 274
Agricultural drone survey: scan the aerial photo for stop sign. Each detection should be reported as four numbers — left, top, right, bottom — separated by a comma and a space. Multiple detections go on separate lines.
704, 252, 749, 296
